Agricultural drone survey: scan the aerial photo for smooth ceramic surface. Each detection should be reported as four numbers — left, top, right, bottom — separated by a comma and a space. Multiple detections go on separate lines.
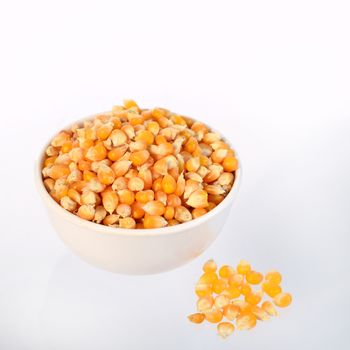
36, 115, 241, 274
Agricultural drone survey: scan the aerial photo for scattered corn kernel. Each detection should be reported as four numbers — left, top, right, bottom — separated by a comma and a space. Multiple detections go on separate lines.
246, 271, 263, 285
188, 313, 205, 324
217, 322, 234, 338
273, 293, 292, 308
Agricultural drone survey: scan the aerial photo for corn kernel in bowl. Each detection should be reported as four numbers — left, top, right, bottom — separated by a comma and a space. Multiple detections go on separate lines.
41, 100, 238, 229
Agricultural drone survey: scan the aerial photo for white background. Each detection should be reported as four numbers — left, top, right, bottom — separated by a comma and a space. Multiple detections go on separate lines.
0, 0, 349, 349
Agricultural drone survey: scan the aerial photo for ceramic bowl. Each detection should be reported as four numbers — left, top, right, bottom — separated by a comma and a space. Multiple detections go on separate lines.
36, 113, 241, 274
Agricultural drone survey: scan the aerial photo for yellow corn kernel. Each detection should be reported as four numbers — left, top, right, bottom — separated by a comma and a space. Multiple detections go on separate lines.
205, 308, 223, 324
183, 180, 201, 199
214, 295, 230, 309
123, 99, 139, 110
131, 201, 145, 219
251, 306, 270, 321
85, 142, 107, 162
142, 200, 165, 216
166, 194, 181, 207
43, 178, 55, 192
161, 174, 177, 194
107, 145, 128, 161
103, 214, 119, 226
81, 190, 97, 206
83, 170, 96, 182
86, 178, 106, 193
121, 124, 135, 139
245, 291, 263, 306
217, 322, 234, 338
240, 283, 252, 296
96, 123, 113, 140
168, 219, 179, 226
246, 271, 263, 285
119, 217, 136, 229
60, 141, 72, 154
78, 160, 91, 171
135, 130, 154, 145
171, 114, 187, 125
93, 206, 107, 223
77, 205, 95, 221
192, 208, 208, 219
212, 278, 227, 294
110, 129, 128, 147
188, 313, 205, 324
164, 206, 175, 220
101, 190, 118, 214
237, 260, 251, 275
67, 188, 81, 203
175, 172, 185, 196
265, 270, 282, 285
273, 292, 292, 308
154, 191, 167, 205
97, 164, 115, 185
130, 150, 150, 166
155, 134, 167, 145
186, 189, 208, 209
223, 304, 240, 321
197, 295, 214, 312
46, 145, 59, 157
202, 259, 217, 273
207, 202, 216, 211
222, 156, 238, 172
138, 168, 153, 190
236, 313, 257, 330
143, 215, 168, 229
51, 131, 71, 147
211, 148, 228, 163
218, 172, 234, 186
184, 136, 198, 153
198, 272, 218, 284
135, 190, 154, 203
60, 196, 77, 212
185, 157, 200, 172
146, 121, 160, 135
195, 283, 212, 297
118, 189, 135, 205
262, 281, 282, 297
174, 205, 192, 222
112, 177, 128, 191
127, 177, 145, 192
222, 285, 241, 299
116, 203, 131, 217
49, 164, 70, 180
219, 265, 235, 278
111, 160, 132, 177
261, 301, 278, 316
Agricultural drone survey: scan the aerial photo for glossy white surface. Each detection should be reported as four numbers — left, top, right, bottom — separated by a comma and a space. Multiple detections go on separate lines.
1, 0, 350, 349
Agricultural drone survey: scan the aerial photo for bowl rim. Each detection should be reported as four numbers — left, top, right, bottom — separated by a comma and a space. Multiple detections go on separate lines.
36, 112, 242, 237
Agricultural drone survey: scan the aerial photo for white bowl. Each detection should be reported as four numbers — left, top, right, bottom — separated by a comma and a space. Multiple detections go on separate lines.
36, 114, 241, 275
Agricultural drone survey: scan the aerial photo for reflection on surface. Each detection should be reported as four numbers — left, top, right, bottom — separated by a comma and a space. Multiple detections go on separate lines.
39, 253, 199, 350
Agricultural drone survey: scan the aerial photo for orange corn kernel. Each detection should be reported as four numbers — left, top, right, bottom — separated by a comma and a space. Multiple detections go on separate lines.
192, 208, 207, 219
49, 165, 70, 180
164, 206, 175, 220
205, 308, 223, 324
246, 271, 263, 285
161, 174, 177, 194
188, 313, 205, 324
236, 313, 257, 330
265, 270, 282, 285
217, 322, 234, 338
130, 150, 150, 166
142, 200, 165, 216
118, 189, 135, 205
143, 215, 168, 229
262, 281, 282, 297
237, 260, 251, 275
273, 293, 292, 308
223, 304, 240, 321
135, 190, 155, 203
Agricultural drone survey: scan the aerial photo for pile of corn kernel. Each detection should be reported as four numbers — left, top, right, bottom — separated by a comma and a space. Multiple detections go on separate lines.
42, 100, 238, 229
188, 259, 292, 338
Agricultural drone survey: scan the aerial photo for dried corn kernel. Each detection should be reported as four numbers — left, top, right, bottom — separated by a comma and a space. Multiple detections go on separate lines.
262, 281, 282, 297
273, 293, 292, 308
214, 295, 230, 309
143, 215, 168, 229
202, 259, 217, 273
188, 313, 205, 324
237, 260, 251, 275
205, 308, 223, 323
245, 291, 263, 306
197, 296, 214, 312
217, 322, 234, 338
195, 283, 212, 297
236, 313, 257, 330
219, 265, 235, 278
265, 270, 282, 285
43, 101, 237, 228
223, 304, 240, 321
261, 301, 278, 316
143, 200, 165, 216
119, 217, 136, 229
212, 278, 227, 294
246, 271, 263, 285
251, 306, 270, 321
